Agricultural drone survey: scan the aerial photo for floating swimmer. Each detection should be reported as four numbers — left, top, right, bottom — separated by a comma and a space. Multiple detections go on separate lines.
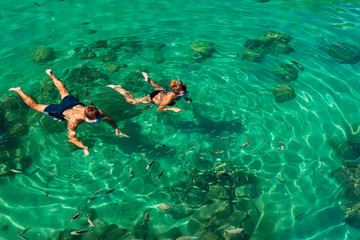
107, 72, 191, 113
70, 211, 83, 222
9, 69, 129, 156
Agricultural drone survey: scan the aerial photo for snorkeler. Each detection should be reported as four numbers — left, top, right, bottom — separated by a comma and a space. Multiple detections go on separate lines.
9, 69, 129, 156
107, 72, 191, 112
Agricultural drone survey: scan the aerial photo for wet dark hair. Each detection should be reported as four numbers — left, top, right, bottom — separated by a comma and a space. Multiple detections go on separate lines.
84, 105, 100, 120
170, 80, 187, 95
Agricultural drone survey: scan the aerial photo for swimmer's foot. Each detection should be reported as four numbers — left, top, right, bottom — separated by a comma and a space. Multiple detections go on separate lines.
46, 69, 54, 77
9, 87, 21, 93
142, 72, 149, 82
107, 85, 122, 89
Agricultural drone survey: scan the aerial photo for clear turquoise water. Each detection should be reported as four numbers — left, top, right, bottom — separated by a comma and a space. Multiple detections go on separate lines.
1, 0, 360, 239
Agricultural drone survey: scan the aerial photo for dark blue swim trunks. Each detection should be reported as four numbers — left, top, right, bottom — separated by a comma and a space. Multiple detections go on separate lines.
44, 95, 83, 121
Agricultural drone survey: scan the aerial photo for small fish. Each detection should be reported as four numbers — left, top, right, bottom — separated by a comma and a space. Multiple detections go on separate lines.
176, 236, 198, 240
130, 168, 134, 179
87, 29, 97, 34
291, 61, 304, 71
142, 212, 149, 225
34, 2, 41, 7
106, 189, 116, 194
93, 189, 103, 197
70, 211, 83, 222
216, 171, 231, 178
82, 22, 90, 25
156, 169, 165, 179
295, 213, 306, 220
278, 142, 285, 150
276, 176, 286, 183
18, 227, 31, 235
87, 213, 95, 227
215, 223, 230, 232
240, 141, 250, 148
10, 169, 22, 174
30, 167, 40, 177
17, 234, 29, 240
71, 230, 88, 235
225, 228, 244, 234
49, 171, 58, 177
157, 204, 173, 210
87, 197, 96, 204
146, 160, 155, 169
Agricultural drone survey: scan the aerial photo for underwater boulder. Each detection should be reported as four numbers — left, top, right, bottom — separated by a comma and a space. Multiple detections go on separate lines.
9, 123, 28, 137
66, 65, 108, 84
263, 31, 292, 44
242, 48, 265, 62
100, 50, 117, 62
244, 38, 273, 50
341, 202, 360, 228
167, 203, 194, 220
87, 40, 108, 49
272, 84, 296, 102
74, 46, 96, 59
190, 40, 215, 58
106, 62, 127, 73
266, 42, 294, 55
208, 184, 234, 200
184, 188, 209, 208
82, 218, 108, 240
328, 43, 360, 64
30, 46, 55, 63
345, 123, 360, 144
273, 63, 298, 81
105, 226, 127, 240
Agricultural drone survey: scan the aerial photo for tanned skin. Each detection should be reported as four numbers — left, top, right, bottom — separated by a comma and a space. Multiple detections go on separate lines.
107, 72, 184, 112
9, 69, 129, 156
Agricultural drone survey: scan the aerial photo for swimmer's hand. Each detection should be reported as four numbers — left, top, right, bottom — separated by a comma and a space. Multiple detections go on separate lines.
116, 129, 130, 138
172, 107, 182, 113
84, 147, 89, 156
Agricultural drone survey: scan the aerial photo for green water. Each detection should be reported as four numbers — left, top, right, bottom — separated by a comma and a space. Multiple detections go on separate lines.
1, 0, 360, 239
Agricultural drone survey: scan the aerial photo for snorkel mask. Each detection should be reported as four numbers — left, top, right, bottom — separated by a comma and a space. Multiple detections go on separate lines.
177, 77, 189, 98
85, 99, 103, 124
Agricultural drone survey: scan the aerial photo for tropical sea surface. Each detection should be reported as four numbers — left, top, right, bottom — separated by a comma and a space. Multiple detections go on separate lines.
1, 0, 360, 239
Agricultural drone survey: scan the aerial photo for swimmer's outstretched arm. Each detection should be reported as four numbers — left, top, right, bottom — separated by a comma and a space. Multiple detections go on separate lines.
157, 95, 182, 113
101, 111, 129, 138
67, 123, 89, 156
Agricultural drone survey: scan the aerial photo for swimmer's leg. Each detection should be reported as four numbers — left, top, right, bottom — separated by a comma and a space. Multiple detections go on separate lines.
142, 72, 165, 91
107, 85, 151, 104
46, 69, 69, 100
9, 87, 48, 112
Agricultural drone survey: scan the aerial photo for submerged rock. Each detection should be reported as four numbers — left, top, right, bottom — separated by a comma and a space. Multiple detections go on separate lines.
190, 41, 215, 58
66, 65, 108, 84
273, 63, 298, 81
272, 84, 296, 102
74, 46, 96, 59
100, 50, 117, 62
87, 40, 108, 49
30, 46, 55, 63
264, 31, 292, 44
328, 43, 360, 64
242, 48, 265, 62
